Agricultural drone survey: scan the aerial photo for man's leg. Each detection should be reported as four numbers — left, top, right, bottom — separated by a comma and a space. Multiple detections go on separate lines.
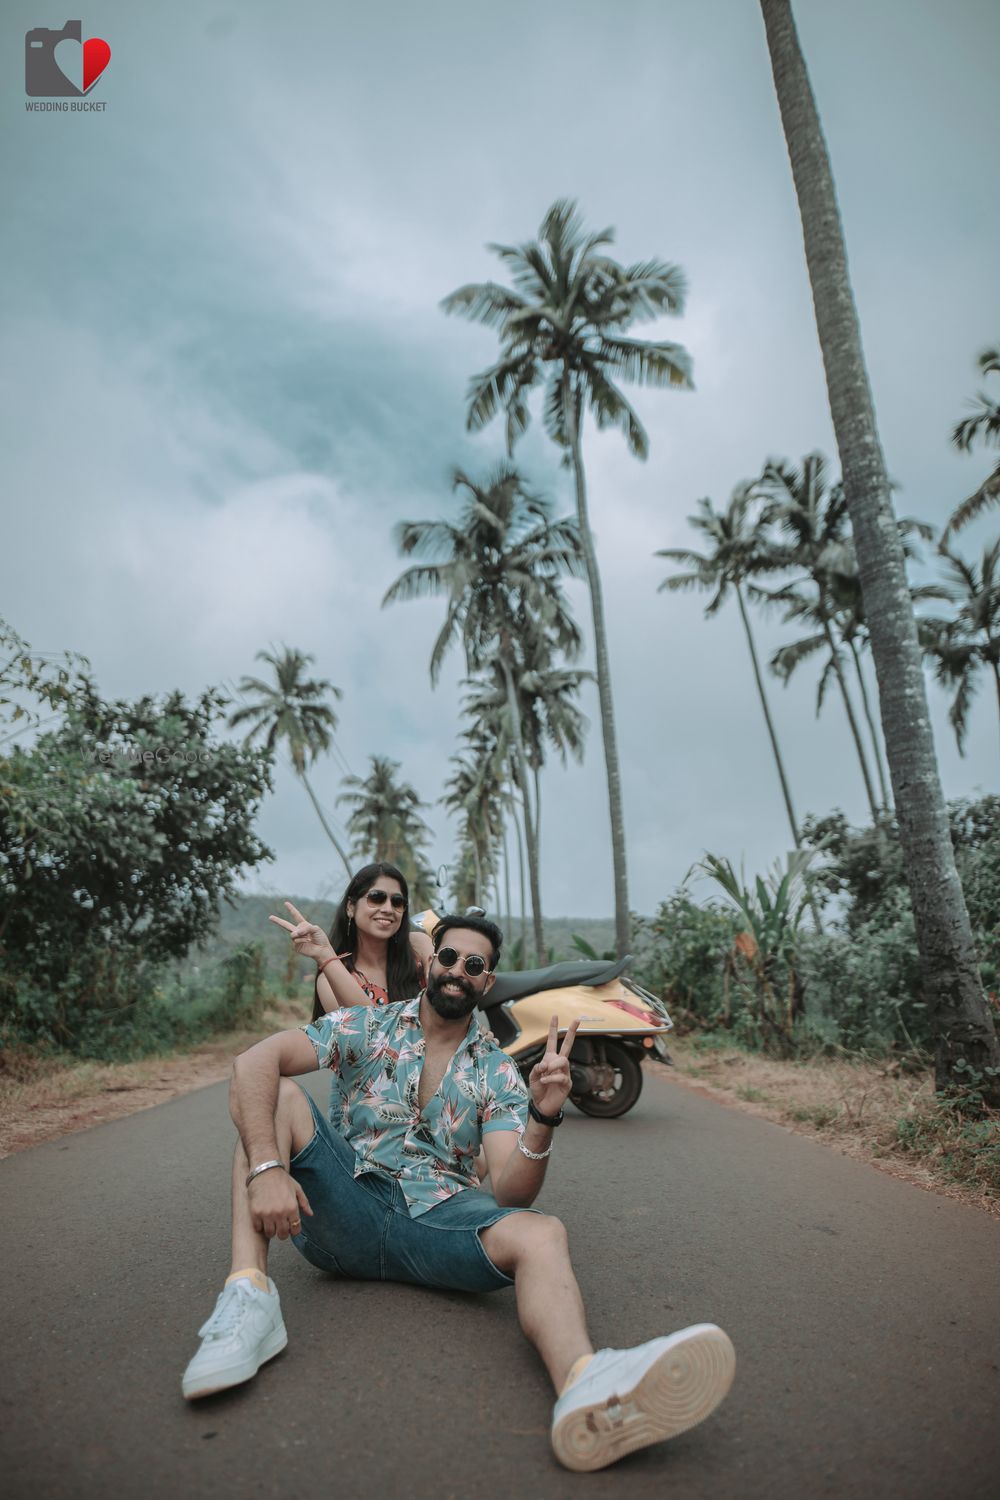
479, 1212, 592, 1392
182, 1079, 316, 1400
228, 1077, 316, 1276
481, 1211, 736, 1474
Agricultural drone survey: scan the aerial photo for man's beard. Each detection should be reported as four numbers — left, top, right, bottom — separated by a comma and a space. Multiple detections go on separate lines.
426, 973, 479, 1020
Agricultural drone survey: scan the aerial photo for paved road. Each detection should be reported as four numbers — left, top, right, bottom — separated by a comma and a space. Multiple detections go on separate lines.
3, 1067, 999, 1500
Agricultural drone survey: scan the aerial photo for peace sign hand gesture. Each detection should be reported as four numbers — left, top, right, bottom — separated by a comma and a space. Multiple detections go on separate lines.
268, 901, 335, 967
527, 1015, 580, 1118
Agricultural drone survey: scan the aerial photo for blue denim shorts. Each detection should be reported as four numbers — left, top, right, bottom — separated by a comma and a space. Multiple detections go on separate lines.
288, 1086, 536, 1293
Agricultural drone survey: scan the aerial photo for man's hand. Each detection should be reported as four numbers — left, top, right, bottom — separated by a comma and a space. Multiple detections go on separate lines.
527, 1015, 580, 1118
248, 1167, 313, 1241
269, 901, 335, 967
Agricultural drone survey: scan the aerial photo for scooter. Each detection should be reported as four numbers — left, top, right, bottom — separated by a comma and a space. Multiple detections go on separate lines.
413, 912, 673, 1118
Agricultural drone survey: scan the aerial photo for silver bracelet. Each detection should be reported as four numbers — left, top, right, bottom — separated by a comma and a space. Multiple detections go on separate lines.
246, 1159, 285, 1188
516, 1136, 552, 1162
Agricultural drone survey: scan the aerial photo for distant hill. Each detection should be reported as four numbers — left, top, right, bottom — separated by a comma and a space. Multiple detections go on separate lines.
177, 896, 617, 979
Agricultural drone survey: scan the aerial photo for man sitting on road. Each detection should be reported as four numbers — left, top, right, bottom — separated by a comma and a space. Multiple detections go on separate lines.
181, 911, 736, 1472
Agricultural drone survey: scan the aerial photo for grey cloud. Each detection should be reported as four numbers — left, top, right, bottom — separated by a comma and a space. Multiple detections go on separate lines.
2, 0, 997, 919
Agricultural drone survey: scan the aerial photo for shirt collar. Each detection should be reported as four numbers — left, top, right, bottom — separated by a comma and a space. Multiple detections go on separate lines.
405, 993, 485, 1051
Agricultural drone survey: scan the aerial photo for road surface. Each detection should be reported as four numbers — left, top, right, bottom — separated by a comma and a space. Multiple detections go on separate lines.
2, 1067, 998, 1499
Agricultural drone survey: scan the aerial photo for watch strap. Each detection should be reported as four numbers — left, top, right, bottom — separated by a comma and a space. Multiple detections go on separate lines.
528, 1099, 564, 1128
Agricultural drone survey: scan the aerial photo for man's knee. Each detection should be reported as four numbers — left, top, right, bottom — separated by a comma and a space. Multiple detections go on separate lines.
483, 1211, 569, 1271
276, 1078, 315, 1154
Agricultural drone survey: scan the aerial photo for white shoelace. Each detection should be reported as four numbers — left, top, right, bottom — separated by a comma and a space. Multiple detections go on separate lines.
199, 1282, 256, 1341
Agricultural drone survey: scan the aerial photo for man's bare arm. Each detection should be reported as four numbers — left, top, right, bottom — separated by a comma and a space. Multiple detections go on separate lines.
484, 1015, 580, 1208
483, 1122, 554, 1207
229, 1028, 319, 1167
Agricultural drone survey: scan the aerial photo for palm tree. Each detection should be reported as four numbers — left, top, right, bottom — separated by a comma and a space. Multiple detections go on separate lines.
382, 462, 584, 961
755, 453, 882, 822
442, 200, 693, 956
759, 0, 1000, 1098
442, 736, 504, 907
228, 647, 352, 878
921, 540, 1000, 758
338, 754, 434, 899
462, 648, 591, 925
450, 701, 528, 936
942, 347, 1000, 542
765, 522, 942, 817
819, 529, 943, 810
657, 485, 804, 850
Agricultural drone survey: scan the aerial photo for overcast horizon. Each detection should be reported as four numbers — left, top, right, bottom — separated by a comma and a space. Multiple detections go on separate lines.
2, 0, 997, 919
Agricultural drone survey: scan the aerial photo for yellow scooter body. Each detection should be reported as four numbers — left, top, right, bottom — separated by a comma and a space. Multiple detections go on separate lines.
498, 982, 668, 1057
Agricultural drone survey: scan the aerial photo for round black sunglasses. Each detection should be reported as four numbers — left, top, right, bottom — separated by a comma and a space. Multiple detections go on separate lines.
434, 946, 491, 977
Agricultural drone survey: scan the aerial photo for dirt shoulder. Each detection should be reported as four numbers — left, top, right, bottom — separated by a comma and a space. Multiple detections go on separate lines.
653, 1036, 999, 1218
0, 1002, 304, 1159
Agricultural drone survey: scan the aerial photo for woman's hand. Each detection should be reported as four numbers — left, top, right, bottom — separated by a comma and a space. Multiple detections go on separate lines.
269, 901, 335, 967
527, 1016, 580, 1118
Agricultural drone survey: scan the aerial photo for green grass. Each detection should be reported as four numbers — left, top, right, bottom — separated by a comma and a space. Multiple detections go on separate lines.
736, 1085, 772, 1104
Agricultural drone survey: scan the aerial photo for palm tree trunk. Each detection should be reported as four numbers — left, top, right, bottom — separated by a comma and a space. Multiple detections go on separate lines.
735, 583, 802, 846
819, 611, 881, 823
564, 375, 631, 956
500, 656, 546, 962
848, 636, 892, 810
502, 819, 513, 933
471, 836, 483, 906
736, 585, 823, 932
510, 782, 527, 949
993, 660, 1000, 761
299, 770, 353, 879
760, 0, 1000, 1100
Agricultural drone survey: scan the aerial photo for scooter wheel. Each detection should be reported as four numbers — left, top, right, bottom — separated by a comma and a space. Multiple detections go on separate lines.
570, 1041, 643, 1118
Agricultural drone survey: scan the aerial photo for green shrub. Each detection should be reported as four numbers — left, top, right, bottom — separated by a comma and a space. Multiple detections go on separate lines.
632, 893, 741, 1025
0, 943, 269, 1063
797, 891, 928, 1053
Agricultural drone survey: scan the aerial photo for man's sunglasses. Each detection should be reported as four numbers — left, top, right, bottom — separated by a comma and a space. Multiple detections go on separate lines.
434, 946, 491, 978
364, 889, 407, 911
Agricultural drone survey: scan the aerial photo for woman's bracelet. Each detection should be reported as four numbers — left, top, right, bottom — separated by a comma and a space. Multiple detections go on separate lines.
516, 1135, 552, 1161
317, 954, 340, 978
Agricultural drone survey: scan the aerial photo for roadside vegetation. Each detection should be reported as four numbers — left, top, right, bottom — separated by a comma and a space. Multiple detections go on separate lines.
630, 802, 1000, 1203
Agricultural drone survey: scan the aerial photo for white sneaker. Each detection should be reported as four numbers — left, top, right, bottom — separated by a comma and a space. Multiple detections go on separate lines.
551, 1324, 736, 1472
182, 1277, 288, 1400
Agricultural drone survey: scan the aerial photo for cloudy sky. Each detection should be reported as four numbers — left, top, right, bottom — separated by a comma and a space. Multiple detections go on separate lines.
3, 0, 997, 920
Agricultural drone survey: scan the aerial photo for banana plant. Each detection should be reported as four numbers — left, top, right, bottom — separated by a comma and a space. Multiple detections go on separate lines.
689, 848, 821, 1051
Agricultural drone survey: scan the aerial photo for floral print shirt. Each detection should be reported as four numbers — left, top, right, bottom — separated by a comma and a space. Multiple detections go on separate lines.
302, 996, 529, 1218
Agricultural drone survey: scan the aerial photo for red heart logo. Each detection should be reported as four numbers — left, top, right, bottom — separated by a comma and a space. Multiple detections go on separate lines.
83, 37, 111, 93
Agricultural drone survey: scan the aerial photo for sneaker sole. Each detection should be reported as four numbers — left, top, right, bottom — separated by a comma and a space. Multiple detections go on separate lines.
551, 1324, 736, 1473
182, 1322, 288, 1400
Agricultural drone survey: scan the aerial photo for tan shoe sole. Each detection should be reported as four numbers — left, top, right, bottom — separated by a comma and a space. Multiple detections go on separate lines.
551, 1325, 736, 1472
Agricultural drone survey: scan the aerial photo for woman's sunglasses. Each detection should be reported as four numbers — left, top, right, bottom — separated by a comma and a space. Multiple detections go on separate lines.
364, 889, 407, 911
435, 946, 491, 977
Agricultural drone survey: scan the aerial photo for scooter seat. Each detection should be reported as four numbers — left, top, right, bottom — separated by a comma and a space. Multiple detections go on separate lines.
484, 956, 632, 1008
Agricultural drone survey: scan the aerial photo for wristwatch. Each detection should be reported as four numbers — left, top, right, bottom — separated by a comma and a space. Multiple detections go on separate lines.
528, 1099, 564, 1128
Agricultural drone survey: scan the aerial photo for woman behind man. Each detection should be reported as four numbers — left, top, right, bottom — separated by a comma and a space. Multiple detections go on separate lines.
270, 861, 432, 1021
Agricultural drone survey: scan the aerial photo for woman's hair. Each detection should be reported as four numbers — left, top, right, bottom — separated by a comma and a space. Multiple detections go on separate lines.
311, 861, 422, 1021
